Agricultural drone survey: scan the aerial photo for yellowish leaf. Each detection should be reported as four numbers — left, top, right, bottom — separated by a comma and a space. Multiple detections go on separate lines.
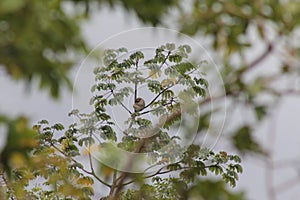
161, 78, 177, 87
10, 152, 26, 168
82, 144, 98, 155
149, 69, 161, 79
77, 177, 94, 186
159, 157, 169, 164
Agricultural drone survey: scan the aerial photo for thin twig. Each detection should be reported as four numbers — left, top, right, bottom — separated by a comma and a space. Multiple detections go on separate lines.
134, 58, 139, 101
139, 101, 173, 116
245, 34, 282, 72
143, 50, 171, 81
143, 81, 177, 111
121, 163, 218, 187
112, 91, 132, 114
50, 143, 111, 187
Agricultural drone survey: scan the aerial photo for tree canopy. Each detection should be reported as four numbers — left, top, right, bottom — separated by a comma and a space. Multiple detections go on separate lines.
2, 44, 241, 199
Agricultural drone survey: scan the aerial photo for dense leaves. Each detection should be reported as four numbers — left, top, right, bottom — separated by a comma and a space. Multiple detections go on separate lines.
0, 44, 243, 199
0, 0, 87, 97
0, 0, 180, 98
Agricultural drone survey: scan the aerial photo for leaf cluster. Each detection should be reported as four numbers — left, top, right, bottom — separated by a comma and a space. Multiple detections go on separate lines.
0, 44, 243, 199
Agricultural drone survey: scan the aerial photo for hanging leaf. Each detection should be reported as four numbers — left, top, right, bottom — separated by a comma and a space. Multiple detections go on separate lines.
148, 80, 162, 93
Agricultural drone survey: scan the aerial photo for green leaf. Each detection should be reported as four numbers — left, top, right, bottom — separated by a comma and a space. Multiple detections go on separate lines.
194, 77, 208, 88
38, 120, 49, 125
107, 83, 116, 90
148, 80, 162, 93
232, 126, 264, 154
100, 125, 117, 141
234, 164, 243, 173
192, 86, 206, 97
208, 165, 223, 175
96, 113, 111, 121
162, 90, 174, 100
118, 47, 128, 53
52, 123, 64, 131
147, 63, 162, 78
173, 62, 196, 75
130, 51, 144, 60
222, 174, 237, 187
78, 137, 94, 147
254, 105, 267, 120
180, 169, 196, 183
169, 54, 183, 63
111, 70, 125, 80
166, 163, 182, 171
178, 45, 192, 54
0, 0, 26, 13
166, 43, 175, 51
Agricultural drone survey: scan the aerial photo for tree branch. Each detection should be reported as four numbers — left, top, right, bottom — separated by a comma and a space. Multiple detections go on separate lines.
109, 170, 118, 196
247, 42, 273, 70
134, 58, 139, 101
121, 162, 219, 187
143, 82, 176, 111
112, 108, 183, 197
139, 101, 173, 116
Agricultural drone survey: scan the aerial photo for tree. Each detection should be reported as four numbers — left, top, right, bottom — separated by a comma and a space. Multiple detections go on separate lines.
177, 1, 300, 199
0, 0, 178, 97
0, 2, 182, 198
0, 43, 243, 199
1, 0, 300, 199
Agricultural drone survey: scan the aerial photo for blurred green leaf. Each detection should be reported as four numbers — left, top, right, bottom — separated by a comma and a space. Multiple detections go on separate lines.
232, 126, 265, 154
0, 0, 87, 98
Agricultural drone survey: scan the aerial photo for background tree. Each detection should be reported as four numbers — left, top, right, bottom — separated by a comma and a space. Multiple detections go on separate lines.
0, 1, 179, 196
0, 0, 178, 97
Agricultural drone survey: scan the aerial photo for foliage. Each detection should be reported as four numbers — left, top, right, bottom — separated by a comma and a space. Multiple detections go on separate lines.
1, 0, 300, 199
120, 179, 244, 200
0, 117, 38, 177
0, 0, 179, 98
0, 44, 243, 199
0, 0, 87, 97
177, 0, 300, 158
179, 0, 300, 54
